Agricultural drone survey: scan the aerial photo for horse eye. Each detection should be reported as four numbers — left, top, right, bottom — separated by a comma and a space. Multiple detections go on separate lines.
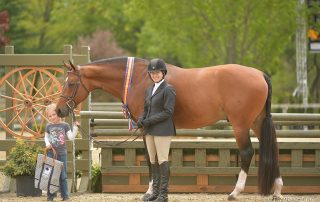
68, 82, 75, 87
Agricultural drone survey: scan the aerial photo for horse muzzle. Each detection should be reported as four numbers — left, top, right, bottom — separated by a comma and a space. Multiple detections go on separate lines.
56, 106, 69, 118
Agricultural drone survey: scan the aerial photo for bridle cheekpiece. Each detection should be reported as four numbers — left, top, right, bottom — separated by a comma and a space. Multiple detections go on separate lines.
60, 68, 89, 112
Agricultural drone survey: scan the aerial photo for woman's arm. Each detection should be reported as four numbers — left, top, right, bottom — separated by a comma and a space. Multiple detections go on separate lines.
143, 86, 176, 126
139, 89, 150, 120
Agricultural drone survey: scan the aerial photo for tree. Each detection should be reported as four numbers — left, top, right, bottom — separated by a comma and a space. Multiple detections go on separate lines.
4, 0, 315, 102
120, 0, 297, 102
0, 10, 10, 48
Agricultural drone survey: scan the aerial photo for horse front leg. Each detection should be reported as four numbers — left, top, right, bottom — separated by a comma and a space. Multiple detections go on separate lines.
228, 129, 253, 201
141, 135, 153, 200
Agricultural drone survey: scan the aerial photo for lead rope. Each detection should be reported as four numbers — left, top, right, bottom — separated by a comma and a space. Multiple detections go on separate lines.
111, 128, 142, 146
71, 111, 77, 193
69, 105, 142, 192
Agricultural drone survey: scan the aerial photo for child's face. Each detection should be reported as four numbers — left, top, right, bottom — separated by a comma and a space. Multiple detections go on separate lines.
47, 109, 61, 124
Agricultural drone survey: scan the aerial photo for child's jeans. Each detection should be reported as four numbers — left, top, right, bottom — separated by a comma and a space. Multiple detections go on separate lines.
47, 150, 69, 200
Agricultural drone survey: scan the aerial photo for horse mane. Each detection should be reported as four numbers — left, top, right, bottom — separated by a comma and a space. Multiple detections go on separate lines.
89, 56, 148, 65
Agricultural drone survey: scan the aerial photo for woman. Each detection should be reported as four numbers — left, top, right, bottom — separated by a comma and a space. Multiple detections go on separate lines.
138, 58, 176, 202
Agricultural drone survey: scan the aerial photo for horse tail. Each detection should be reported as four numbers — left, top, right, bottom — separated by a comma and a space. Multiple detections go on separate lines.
258, 73, 280, 195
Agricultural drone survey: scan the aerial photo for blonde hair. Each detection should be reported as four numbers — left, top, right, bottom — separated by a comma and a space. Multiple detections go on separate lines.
46, 103, 57, 113
46, 103, 63, 123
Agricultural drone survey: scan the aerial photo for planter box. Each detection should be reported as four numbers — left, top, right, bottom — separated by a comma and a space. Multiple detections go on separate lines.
16, 176, 42, 197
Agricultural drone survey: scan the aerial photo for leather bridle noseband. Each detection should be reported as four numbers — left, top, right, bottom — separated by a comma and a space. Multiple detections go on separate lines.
60, 70, 89, 112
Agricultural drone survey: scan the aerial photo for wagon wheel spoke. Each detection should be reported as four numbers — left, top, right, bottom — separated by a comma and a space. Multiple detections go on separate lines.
33, 75, 53, 98
33, 106, 49, 133
30, 107, 40, 133
5, 80, 27, 100
38, 108, 47, 134
25, 77, 45, 98
20, 107, 30, 137
18, 71, 29, 99
0, 103, 24, 112
39, 70, 48, 96
6, 107, 24, 127
33, 70, 62, 102
30, 69, 37, 96
0, 94, 24, 103
0, 67, 64, 139
24, 106, 50, 133
35, 92, 61, 102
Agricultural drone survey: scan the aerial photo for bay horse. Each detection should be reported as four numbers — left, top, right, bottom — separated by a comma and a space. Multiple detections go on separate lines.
56, 57, 283, 200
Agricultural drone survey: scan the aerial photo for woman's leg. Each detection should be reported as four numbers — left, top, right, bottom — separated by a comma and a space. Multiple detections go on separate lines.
154, 136, 172, 164
145, 134, 157, 163
142, 134, 160, 201
154, 136, 172, 202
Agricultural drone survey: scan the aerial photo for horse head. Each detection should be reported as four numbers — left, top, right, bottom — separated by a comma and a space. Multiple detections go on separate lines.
56, 61, 90, 118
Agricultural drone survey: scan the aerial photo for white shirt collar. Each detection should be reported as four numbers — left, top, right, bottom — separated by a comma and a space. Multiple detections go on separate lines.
152, 79, 164, 95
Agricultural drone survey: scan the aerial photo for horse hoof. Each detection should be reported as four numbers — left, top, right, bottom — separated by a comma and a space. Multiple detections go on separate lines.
272, 194, 284, 201
141, 193, 151, 201
227, 194, 237, 201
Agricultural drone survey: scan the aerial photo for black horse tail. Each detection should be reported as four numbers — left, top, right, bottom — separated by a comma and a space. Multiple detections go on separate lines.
258, 73, 280, 195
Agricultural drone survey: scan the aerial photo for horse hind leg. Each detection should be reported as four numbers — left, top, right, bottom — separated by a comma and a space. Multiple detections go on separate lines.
228, 127, 254, 201
272, 177, 284, 200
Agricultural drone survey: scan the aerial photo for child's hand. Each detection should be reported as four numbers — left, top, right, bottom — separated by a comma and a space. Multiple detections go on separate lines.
74, 121, 80, 127
46, 145, 52, 150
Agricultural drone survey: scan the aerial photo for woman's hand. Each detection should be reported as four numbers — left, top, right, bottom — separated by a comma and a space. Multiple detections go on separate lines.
137, 119, 143, 128
74, 121, 80, 127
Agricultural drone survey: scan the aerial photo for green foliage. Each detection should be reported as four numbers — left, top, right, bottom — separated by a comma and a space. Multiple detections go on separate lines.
91, 164, 102, 193
3, 0, 318, 102
1, 140, 44, 177
307, 1, 320, 31
121, 0, 299, 101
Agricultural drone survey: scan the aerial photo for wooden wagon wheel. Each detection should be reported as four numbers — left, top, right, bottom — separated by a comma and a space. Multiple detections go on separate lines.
0, 67, 64, 139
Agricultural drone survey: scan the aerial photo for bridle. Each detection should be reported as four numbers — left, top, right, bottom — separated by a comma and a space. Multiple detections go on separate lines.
60, 69, 89, 113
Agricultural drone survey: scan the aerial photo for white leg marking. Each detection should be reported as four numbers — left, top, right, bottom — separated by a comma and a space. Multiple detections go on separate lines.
228, 169, 247, 200
145, 180, 153, 194
273, 177, 283, 200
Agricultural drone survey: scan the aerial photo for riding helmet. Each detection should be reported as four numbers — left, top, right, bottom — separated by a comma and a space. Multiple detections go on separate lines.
147, 58, 167, 75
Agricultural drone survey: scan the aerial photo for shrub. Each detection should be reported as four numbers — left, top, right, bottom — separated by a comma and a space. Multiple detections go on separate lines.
91, 164, 102, 193
1, 140, 43, 177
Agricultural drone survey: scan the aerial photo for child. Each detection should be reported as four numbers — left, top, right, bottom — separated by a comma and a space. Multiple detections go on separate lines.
44, 103, 79, 201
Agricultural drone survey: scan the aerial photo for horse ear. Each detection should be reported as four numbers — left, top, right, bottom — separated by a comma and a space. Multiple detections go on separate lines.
63, 60, 72, 71
69, 60, 77, 71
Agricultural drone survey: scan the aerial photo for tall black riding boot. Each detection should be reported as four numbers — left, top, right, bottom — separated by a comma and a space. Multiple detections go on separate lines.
141, 163, 160, 201
154, 161, 170, 202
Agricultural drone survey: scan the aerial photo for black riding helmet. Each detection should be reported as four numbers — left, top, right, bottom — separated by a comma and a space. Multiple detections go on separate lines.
147, 58, 167, 75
